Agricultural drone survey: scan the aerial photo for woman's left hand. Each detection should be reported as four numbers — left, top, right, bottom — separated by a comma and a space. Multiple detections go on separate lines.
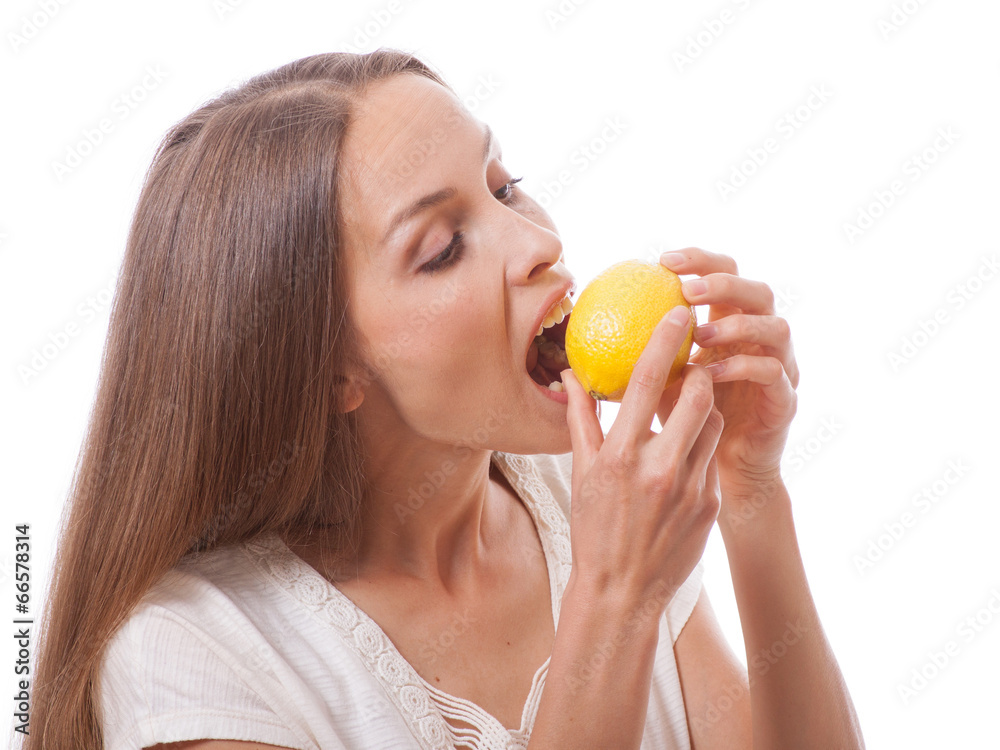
656, 247, 799, 501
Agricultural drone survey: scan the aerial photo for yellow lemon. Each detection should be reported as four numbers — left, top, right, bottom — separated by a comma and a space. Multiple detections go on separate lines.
565, 260, 695, 402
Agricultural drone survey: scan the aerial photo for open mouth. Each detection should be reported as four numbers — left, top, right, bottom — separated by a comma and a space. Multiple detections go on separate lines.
526, 294, 572, 392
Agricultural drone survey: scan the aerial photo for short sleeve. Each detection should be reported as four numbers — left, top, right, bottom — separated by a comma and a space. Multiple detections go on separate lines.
663, 560, 705, 645
99, 603, 313, 750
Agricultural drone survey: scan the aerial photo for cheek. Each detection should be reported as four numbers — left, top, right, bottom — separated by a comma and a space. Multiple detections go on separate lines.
363, 288, 494, 384
403, 305, 498, 378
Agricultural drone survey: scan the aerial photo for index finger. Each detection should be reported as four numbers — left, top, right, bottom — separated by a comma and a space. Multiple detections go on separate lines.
659, 247, 739, 277
609, 304, 693, 444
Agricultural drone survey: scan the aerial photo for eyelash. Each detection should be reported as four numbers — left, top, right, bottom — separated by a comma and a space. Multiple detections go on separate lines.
419, 176, 524, 274
494, 175, 523, 202
421, 231, 466, 274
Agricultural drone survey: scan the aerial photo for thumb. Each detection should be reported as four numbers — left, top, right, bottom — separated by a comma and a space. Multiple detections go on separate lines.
561, 368, 603, 474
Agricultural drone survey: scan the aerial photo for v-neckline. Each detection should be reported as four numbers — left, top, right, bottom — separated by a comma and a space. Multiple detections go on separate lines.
253, 450, 570, 748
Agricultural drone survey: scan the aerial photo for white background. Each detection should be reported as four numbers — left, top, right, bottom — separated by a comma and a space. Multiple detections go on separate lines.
2, 0, 999, 747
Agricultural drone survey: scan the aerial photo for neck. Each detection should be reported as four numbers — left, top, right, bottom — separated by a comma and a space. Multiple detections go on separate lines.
287, 392, 519, 592
354, 433, 498, 590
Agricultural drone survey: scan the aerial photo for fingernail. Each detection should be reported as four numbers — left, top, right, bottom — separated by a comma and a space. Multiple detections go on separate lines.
561, 369, 571, 383
661, 252, 685, 267
668, 306, 690, 325
706, 361, 726, 377
696, 324, 717, 343
683, 279, 707, 297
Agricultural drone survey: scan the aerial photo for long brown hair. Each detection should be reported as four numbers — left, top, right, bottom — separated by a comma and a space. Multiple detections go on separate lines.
25, 49, 450, 749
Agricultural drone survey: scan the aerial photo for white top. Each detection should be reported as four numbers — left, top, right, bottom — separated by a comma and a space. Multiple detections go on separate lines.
99, 450, 704, 750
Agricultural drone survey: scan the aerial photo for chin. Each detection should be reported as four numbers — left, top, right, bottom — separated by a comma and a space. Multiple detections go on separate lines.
499, 421, 573, 457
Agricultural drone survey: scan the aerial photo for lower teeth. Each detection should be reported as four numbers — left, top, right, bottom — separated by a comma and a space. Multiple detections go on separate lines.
547, 381, 565, 392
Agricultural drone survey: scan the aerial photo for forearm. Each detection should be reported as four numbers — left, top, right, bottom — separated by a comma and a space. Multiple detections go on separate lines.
528, 572, 665, 750
718, 478, 865, 750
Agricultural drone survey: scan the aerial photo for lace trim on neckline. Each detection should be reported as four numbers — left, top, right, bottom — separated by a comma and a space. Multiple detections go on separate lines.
417, 654, 552, 745
243, 450, 574, 750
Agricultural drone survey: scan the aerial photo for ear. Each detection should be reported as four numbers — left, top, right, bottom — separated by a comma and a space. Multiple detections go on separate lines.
335, 372, 366, 413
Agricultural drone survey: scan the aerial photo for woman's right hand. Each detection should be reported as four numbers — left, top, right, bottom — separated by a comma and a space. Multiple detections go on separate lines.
560, 304, 724, 610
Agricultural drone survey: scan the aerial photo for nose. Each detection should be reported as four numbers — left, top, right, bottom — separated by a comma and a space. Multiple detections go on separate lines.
502, 209, 566, 286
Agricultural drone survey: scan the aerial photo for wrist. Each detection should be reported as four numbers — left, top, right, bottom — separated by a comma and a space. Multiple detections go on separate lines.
562, 570, 667, 645
718, 463, 784, 495
718, 471, 793, 537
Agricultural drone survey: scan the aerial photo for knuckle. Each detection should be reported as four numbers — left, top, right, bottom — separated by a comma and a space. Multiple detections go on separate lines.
633, 364, 667, 390
741, 316, 762, 344
647, 465, 679, 496
684, 387, 713, 416
684, 369, 715, 409
712, 272, 730, 295
605, 444, 638, 476
689, 385, 713, 414
766, 356, 784, 379
678, 481, 717, 522
775, 315, 791, 340
759, 282, 775, 309
704, 406, 725, 435
698, 492, 722, 523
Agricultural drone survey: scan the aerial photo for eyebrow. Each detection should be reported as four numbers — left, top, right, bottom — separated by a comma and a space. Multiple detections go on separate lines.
381, 125, 495, 246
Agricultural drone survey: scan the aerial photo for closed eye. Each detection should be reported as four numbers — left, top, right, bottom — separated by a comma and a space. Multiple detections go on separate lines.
420, 232, 466, 274
419, 177, 524, 274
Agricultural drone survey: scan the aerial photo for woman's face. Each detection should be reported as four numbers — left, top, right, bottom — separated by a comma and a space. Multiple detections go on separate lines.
339, 73, 576, 456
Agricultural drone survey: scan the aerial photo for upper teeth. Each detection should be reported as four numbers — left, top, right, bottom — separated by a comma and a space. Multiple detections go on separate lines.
536, 295, 574, 337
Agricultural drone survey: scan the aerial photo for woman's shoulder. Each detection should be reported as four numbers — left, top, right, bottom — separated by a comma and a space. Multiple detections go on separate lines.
104, 539, 280, 668
99, 535, 354, 750
120, 532, 349, 643
134, 539, 271, 618
103, 534, 328, 679
100, 533, 459, 750
98, 544, 340, 749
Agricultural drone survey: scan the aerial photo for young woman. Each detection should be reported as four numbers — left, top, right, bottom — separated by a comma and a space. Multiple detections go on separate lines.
26, 49, 865, 749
